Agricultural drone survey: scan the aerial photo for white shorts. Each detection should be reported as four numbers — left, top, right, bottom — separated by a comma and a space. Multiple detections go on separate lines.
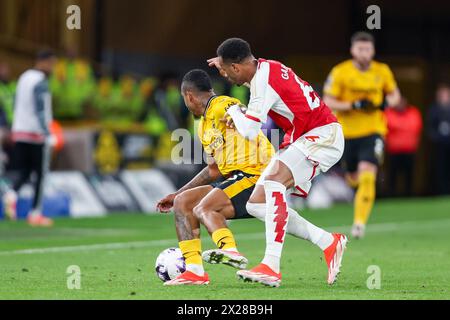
257, 122, 345, 197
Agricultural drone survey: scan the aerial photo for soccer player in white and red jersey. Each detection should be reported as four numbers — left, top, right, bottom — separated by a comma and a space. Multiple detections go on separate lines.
207, 38, 348, 287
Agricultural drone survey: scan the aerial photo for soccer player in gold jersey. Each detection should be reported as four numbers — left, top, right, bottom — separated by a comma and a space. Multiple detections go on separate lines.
157, 69, 274, 285
323, 32, 401, 239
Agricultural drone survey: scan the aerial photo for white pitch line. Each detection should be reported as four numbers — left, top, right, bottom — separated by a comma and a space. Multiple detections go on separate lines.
0, 228, 139, 239
1, 218, 450, 256
0, 239, 177, 256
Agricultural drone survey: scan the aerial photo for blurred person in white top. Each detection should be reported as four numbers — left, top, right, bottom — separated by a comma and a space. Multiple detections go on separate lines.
3, 49, 56, 227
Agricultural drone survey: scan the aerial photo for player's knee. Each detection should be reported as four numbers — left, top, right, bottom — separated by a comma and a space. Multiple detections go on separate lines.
358, 161, 378, 174
173, 193, 191, 216
264, 160, 293, 186
192, 204, 207, 221
264, 174, 293, 188
263, 178, 289, 193
264, 174, 282, 184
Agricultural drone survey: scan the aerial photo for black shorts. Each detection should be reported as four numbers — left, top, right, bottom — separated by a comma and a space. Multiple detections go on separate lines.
342, 134, 384, 173
211, 171, 259, 220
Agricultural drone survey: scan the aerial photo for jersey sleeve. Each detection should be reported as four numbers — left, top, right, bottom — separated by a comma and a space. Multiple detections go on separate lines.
382, 64, 398, 94
217, 98, 240, 119
33, 79, 51, 136
212, 97, 240, 127
246, 61, 277, 123
323, 66, 343, 98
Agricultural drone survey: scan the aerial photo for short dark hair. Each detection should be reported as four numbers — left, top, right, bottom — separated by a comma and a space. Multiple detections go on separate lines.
351, 31, 375, 45
36, 48, 56, 61
217, 38, 252, 64
181, 69, 213, 93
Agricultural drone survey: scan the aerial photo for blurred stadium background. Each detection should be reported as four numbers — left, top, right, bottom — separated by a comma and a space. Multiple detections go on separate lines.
1, 0, 450, 219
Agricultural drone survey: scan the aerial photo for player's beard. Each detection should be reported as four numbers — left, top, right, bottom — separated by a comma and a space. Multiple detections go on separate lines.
225, 74, 242, 86
355, 58, 371, 70
225, 76, 236, 85
230, 79, 246, 87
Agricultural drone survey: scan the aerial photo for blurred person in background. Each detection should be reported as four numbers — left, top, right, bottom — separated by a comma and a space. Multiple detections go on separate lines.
385, 97, 422, 197
323, 31, 401, 239
428, 84, 450, 195
2, 49, 56, 227
139, 77, 167, 163
155, 75, 187, 131
49, 47, 95, 120
92, 75, 114, 120
0, 63, 15, 174
115, 75, 140, 123
0, 63, 16, 127
137, 77, 158, 122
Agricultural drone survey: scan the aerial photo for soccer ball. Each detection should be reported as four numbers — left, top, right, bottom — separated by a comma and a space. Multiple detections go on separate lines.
155, 247, 186, 282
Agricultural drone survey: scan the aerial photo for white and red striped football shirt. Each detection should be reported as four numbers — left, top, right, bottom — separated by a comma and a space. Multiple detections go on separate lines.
245, 59, 337, 149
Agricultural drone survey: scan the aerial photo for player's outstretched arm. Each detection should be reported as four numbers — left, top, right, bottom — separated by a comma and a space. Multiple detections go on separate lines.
323, 94, 352, 111
207, 57, 219, 68
224, 105, 261, 140
385, 88, 401, 108
207, 57, 228, 78
156, 163, 221, 213
156, 194, 177, 213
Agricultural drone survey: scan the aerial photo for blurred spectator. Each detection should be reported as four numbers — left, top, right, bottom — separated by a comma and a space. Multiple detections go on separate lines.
137, 77, 157, 121
385, 97, 423, 196
138, 77, 167, 163
0, 63, 15, 173
140, 78, 167, 134
50, 49, 95, 120
155, 75, 186, 131
92, 76, 114, 119
428, 84, 450, 195
0, 63, 16, 126
115, 75, 142, 123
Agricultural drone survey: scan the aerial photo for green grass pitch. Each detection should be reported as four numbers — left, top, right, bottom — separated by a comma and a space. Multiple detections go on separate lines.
0, 197, 449, 300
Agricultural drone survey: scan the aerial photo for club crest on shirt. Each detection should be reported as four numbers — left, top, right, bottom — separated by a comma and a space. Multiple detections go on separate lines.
225, 103, 247, 113
203, 128, 224, 154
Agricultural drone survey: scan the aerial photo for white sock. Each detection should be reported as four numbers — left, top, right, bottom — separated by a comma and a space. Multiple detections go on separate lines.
186, 264, 204, 276
262, 180, 289, 273
287, 208, 334, 250
3, 190, 18, 219
246, 203, 334, 251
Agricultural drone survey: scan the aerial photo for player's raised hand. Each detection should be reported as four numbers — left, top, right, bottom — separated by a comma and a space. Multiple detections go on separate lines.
207, 57, 220, 68
207, 57, 228, 78
156, 193, 177, 213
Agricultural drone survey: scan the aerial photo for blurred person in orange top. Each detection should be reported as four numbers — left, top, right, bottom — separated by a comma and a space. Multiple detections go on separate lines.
385, 97, 422, 196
